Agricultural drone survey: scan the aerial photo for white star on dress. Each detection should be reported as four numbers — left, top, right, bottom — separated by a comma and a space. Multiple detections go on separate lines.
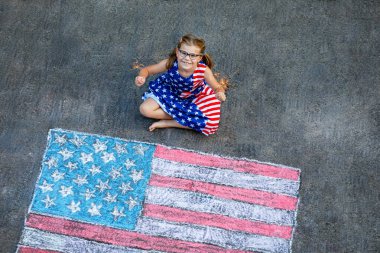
51, 170, 65, 182
67, 200, 81, 213
38, 180, 54, 193
103, 192, 118, 203
73, 175, 88, 186
42, 195, 55, 208
124, 159, 135, 169
130, 169, 143, 184
54, 134, 66, 145
88, 203, 102, 216
81, 189, 96, 200
59, 185, 73, 197
111, 206, 126, 221
88, 165, 102, 175
133, 144, 149, 156
80, 153, 94, 164
95, 179, 111, 192
109, 167, 122, 180
119, 182, 133, 194
93, 140, 107, 153
101, 152, 115, 163
45, 157, 58, 169
114, 143, 128, 154
125, 197, 138, 210
58, 149, 74, 160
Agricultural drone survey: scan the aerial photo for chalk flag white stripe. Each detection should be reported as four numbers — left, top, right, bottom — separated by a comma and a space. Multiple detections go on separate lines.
152, 158, 300, 196
144, 186, 295, 226
136, 217, 290, 253
19, 227, 161, 253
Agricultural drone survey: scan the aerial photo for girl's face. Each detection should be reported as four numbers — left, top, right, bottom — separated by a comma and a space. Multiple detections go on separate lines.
176, 44, 203, 72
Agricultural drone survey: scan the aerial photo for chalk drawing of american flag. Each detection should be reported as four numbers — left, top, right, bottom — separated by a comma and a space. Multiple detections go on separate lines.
18, 129, 301, 253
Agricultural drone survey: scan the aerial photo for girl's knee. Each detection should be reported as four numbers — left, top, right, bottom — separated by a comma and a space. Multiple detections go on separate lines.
139, 103, 152, 117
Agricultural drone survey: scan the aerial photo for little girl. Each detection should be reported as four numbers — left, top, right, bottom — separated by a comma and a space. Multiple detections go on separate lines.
135, 34, 226, 136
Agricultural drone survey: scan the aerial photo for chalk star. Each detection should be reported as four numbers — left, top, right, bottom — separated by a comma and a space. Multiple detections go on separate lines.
58, 149, 74, 161
111, 206, 126, 221
67, 200, 81, 213
133, 144, 149, 156
124, 159, 135, 169
130, 169, 143, 184
45, 157, 58, 169
88, 165, 102, 175
125, 197, 138, 210
103, 192, 118, 203
38, 180, 53, 193
73, 175, 88, 186
109, 167, 122, 180
51, 170, 65, 182
101, 152, 115, 163
114, 143, 128, 154
95, 179, 111, 192
93, 140, 107, 153
88, 203, 102, 216
54, 134, 66, 145
59, 185, 73, 197
81, 189, 96, 200
66, 162, 78, 171
80, 152, 93, 164
119, 182, 133, 194
42, 195, 55, 208
70, 135, 86, 147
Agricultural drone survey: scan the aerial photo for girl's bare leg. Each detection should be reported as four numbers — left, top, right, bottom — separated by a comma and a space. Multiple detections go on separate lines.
139, 98, 172, 119
140, 98, 190, 132
149, 120, 190, 132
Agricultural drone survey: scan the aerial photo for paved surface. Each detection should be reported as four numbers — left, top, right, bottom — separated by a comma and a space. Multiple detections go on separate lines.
0, 0, 379, 252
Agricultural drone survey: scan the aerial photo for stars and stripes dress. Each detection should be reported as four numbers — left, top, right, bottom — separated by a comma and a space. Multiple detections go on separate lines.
142, 60, 221, 135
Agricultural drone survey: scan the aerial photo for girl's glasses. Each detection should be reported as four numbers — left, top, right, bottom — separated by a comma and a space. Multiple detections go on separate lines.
178, 48, 203, 60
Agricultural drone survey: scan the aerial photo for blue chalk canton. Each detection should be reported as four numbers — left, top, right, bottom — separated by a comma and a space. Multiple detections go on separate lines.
30, 129, 155, 230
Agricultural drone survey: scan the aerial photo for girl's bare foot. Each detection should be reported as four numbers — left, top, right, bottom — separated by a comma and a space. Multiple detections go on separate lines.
148, 120, 190, 131
149, 120, 169, 131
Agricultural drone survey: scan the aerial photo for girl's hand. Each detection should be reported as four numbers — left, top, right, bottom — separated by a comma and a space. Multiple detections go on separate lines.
215, 91, 226, 102
135, 76, 146, 87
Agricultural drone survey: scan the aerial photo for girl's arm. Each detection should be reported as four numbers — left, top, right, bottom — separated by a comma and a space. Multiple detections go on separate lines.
204, 67, 226, 102
135, 59, 168, 86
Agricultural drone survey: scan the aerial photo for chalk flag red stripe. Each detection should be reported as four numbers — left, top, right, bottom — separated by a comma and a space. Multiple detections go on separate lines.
154, 145, 300, 180
149, 174, 297, 210
143, 204, 293, 239
18, 247, 58, 253
25, 213, 249, 253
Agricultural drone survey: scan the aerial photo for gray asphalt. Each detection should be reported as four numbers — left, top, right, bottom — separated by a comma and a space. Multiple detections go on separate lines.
0, 0, 379, 252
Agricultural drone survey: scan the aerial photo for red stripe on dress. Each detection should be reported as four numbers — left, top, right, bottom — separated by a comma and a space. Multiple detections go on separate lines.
196, 99, 219, 110
193, 94, 214, 104
25, 214, 248, 253
18, 246, 59, 253
207, 115, 221, 120
206, 123, 219, 127
154, 145, 300, 180
206, 112, 220, 117
203, 108, 221, 116
149, 174, 298, 210
143, 204, 293, 239
200, 106, 221, 114
199, 102, 220, 111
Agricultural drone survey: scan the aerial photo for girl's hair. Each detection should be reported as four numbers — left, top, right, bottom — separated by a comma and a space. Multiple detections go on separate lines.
166, 34, 214, 69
